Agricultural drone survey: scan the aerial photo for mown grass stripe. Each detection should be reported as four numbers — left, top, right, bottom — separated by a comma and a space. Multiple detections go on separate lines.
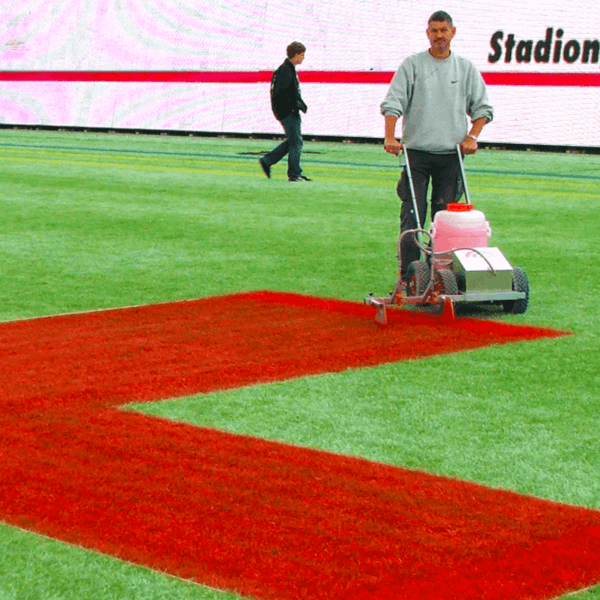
2, 141, 600, 181
0, 153, 394, 185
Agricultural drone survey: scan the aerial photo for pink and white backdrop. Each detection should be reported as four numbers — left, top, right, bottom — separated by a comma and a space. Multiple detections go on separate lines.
1, 0, 599, 146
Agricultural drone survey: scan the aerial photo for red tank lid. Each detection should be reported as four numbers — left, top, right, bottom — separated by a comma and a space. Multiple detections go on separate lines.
447, 203, 474, 211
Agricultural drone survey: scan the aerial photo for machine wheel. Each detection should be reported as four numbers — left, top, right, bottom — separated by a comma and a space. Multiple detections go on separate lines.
406, 261, 430, 297
503, 267, 530, 314
435, 269, 459, 295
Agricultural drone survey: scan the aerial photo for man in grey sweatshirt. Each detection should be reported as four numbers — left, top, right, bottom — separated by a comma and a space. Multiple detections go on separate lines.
380, 10, 493, 281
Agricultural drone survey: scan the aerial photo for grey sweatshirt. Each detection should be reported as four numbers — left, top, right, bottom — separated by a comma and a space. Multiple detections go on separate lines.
381, 50, 493, 153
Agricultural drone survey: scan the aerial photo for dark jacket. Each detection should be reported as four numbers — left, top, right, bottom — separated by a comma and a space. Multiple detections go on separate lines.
270, 58, 307, 121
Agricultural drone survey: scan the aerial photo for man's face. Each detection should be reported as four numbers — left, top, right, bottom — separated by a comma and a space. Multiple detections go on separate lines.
426, 20, 456, 56
291, 52, 305, 65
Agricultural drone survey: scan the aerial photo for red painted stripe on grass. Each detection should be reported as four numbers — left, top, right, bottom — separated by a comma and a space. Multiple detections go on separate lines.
1, 70, 599, 86
1, 291, 598, 600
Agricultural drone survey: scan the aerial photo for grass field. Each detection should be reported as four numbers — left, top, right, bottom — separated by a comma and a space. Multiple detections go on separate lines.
0, 128, 598, 599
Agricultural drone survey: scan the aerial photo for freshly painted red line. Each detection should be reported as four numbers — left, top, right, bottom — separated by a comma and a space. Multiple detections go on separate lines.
1, 291, 597, 600
1, 70, 599, 86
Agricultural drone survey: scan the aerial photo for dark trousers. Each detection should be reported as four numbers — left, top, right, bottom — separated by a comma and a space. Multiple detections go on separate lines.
262, 113, 303, 178
397, 149, 463, 276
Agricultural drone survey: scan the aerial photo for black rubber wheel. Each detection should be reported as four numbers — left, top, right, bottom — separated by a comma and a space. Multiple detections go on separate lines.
503, 267, 530, 314
406, 261, 430, 297
435, 269, 459, 295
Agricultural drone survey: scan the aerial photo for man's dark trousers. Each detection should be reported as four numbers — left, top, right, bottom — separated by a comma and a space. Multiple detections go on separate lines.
262, 113, 303, 179
397, 149, 462, 277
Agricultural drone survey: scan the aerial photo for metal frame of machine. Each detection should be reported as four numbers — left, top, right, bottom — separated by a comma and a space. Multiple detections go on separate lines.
365, 145, 529, 325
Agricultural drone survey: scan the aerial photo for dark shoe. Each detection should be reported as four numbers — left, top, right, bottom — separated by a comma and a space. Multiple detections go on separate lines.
288, 175, 312, 182
259, 158, 271, 179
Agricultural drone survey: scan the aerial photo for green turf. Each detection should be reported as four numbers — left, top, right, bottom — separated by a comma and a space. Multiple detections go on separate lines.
0, 129, 598, 599
0, 526, 241, 600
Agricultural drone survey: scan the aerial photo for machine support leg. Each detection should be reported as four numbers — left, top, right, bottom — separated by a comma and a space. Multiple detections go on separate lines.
441, 297, 455, 323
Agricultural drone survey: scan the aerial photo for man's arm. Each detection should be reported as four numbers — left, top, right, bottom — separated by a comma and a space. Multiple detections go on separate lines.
271, 63, 295, 119
462, 64, 494, 155
384, 115, 403, 155
381, 58, 414, 155
460, 117, 488, 155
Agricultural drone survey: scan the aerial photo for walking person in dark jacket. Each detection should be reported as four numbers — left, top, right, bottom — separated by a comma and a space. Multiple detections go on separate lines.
259, 42, 311, 182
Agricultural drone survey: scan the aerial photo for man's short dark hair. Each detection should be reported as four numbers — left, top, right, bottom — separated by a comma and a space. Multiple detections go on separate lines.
287, 41, 306, 59
428, 11, 453, 26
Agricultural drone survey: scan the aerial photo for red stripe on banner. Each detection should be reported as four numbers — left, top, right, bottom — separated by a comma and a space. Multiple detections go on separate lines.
293, 70, 396, 84
0, 70, 599, 86
0, 70, 274, 83
482, 72, 600, 87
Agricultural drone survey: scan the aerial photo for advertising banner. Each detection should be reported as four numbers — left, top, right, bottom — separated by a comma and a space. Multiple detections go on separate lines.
1, 0, 598, 146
